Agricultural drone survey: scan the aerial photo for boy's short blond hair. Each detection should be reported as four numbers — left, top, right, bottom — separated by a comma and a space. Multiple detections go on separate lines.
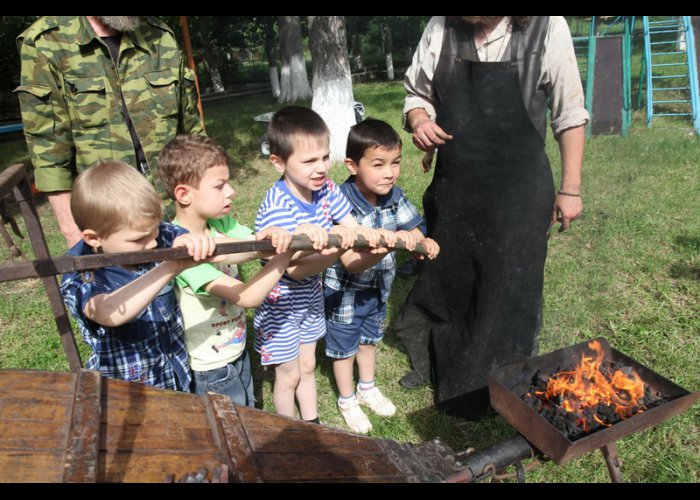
157, 134, 230, 198
71, 160, 162, 236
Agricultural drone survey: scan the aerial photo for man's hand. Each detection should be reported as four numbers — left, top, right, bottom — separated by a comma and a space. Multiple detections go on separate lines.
552, 193, 583, 233
412, 119, 454, 152
408, 108, 454, 154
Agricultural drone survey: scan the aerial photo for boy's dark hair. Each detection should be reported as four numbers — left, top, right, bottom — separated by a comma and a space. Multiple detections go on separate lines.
345, 118, 402, 164
268, 106, 329, 162
157, 134, 230, 199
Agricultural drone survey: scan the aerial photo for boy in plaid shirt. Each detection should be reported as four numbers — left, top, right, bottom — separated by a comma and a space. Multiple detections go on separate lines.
323, 119, 440, 433
60, 161, 221, 391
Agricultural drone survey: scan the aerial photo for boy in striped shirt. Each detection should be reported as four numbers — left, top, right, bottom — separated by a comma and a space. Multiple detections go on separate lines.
254, 106, 385, 424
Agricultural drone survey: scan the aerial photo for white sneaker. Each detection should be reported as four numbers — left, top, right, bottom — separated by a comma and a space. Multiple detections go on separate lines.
338, 395, 372, 434
356, 385, 396, 417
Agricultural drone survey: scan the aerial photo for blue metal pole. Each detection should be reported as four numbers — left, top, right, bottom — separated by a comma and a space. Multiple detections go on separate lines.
682, 16, 700, 134
585, 17, 597, 137
643, 17, 653, 128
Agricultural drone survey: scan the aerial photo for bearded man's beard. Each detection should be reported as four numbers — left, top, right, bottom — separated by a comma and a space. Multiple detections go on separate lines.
96, 16, 141, 32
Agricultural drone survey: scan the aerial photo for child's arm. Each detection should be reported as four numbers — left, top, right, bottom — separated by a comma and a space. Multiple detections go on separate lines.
83, 233, 218, 327
205, 226, 294, 265
334, 213, 395, 274
282, 222, 359, 281
338, 228, 396, 274
203, 250, 293, 308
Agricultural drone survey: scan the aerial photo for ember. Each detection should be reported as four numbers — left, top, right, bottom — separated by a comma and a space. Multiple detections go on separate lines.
523, 340, 667, 440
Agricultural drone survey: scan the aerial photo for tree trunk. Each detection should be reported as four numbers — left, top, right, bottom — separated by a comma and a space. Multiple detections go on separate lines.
278, 16, 312, 103
308, 16, 356, 164
265, 17, 281, 99
382, 23, 395, 81
198, 17, 225, 93
346, 16, 364, 72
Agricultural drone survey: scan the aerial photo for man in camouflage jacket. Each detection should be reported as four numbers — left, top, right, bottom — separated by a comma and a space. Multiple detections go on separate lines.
15, 16, 205, 246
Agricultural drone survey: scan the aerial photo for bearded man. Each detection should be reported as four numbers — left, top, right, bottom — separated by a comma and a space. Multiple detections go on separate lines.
395, 16, 589, 419
16, 16, 204, 246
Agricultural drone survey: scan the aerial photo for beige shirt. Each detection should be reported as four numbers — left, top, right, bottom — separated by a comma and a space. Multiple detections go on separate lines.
403, 16, 590, 136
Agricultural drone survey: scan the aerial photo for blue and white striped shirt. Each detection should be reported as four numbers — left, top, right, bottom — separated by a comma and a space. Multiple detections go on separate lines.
253, 178, 352, 364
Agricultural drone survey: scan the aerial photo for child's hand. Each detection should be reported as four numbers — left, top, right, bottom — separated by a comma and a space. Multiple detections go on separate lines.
360, 228, 396, 255
173, 233, 220, 268
396, 230, 418, 252
354, 226, 382, 248
376, 228, 398, 248
329, 225, 356, 250
417, 237, 440, 260
294, 223, 329, 250
256, 226, 293, 253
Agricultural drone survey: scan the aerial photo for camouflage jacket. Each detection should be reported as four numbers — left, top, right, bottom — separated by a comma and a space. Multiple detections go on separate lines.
15, 16, 205, 195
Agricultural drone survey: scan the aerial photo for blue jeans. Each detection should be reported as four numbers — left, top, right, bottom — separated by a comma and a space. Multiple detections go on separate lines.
191, 349, 255, 407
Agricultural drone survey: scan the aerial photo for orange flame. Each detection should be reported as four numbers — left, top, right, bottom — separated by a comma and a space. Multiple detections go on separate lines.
544, 340, 646, 430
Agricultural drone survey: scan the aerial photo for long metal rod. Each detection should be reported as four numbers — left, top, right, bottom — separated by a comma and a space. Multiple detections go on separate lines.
0, 234, 428, 283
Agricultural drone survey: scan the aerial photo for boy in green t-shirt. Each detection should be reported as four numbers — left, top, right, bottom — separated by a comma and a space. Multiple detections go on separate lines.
158, 134, 306, 406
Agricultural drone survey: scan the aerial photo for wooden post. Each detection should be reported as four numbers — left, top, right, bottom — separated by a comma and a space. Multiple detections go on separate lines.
11, 165, 83, 371
179, 16, 206, 132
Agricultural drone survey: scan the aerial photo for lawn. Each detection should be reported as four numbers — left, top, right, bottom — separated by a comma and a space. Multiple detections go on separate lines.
0, 81, 698, 483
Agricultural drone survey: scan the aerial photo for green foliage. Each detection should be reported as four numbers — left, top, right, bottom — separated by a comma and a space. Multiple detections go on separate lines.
0, 16, 37, 120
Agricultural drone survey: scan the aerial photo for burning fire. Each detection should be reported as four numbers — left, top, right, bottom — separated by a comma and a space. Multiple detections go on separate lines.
535, 340, 647, 432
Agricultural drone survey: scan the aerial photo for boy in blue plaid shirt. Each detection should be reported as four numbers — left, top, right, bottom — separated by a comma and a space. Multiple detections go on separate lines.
323, 119, 440, 433
61, 161, 222, 391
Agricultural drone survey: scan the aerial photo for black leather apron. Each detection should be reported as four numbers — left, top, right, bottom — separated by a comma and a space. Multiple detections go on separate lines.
395, 19, 554, 420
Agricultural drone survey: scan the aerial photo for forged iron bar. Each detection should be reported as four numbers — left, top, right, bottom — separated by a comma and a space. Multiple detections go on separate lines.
0, 234, 428, 283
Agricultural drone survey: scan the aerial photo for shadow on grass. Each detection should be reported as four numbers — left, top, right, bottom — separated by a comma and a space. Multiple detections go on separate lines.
670, 235, 700, 280
403, 404, 522, 455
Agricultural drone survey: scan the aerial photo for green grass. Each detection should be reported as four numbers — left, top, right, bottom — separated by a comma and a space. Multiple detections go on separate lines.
0, 82, 698, 483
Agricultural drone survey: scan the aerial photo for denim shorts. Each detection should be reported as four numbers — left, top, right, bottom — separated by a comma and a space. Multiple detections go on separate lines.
190, 349, 255, 407
325, 288, 386, 359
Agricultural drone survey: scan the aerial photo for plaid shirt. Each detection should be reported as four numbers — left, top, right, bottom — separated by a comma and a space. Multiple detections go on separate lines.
60, 222, 191, 391
323, 178, 423, 323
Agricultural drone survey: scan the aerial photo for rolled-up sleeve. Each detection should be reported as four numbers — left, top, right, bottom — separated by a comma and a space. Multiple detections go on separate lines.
543, 17, 590, 136
403, 16, 445, 132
